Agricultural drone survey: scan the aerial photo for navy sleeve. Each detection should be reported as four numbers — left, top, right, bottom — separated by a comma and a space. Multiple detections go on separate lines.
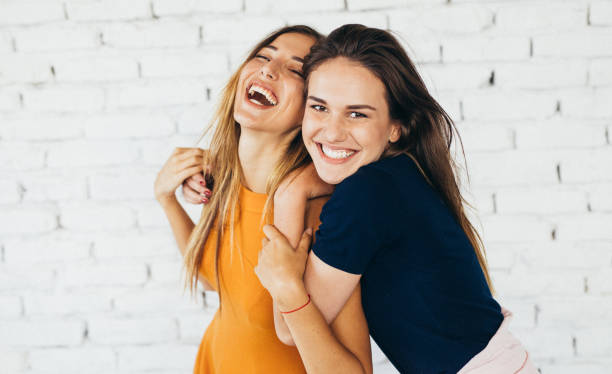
312, 167, 394, 275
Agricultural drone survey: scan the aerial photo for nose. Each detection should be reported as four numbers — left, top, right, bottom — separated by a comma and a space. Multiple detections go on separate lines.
323, 114, 347, 142
260, 61, 278, 80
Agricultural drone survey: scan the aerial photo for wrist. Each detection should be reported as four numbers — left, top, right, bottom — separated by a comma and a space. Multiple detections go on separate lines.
275, 280, 308, 312
157, 194, 178, 209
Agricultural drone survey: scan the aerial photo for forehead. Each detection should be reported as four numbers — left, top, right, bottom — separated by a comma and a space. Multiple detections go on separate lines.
264, 32, 316, 59
308, 58, 387, 106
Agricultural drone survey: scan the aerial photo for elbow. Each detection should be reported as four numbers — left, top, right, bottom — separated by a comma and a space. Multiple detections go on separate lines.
276, 330, 296, 346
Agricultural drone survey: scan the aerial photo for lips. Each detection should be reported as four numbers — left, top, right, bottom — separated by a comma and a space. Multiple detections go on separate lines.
246, 80, 278, 107
316, 142, 359, 164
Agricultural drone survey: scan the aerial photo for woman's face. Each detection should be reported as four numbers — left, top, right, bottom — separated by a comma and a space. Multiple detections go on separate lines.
234, 32, 316, 134
302, 57, 401, 185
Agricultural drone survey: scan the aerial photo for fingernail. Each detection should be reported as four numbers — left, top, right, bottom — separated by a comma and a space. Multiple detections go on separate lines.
201, 197, 208, 203
199, 181, 205, 186
203, 189, 211, 197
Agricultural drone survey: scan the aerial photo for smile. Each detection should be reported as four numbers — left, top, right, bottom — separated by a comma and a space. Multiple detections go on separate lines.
317, 142, 358, 163
246, 82, 278, 107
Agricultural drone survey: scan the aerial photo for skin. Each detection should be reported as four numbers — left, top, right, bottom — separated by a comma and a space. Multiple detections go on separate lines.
163, 33, 372, 374
256, 57, 402, 346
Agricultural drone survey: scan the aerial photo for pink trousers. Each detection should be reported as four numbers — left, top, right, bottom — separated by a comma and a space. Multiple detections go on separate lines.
457, 308, 538, 374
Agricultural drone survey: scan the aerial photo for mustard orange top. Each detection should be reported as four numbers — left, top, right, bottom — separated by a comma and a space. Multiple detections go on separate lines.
193, 185, 306, 374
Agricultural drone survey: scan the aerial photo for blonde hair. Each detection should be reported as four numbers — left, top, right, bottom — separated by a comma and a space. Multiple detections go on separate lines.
182, 26, 322, 299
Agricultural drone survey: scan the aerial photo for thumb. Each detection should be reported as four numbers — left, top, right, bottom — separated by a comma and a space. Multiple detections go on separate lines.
262, 224, 288, 243
297, 228, 313, 255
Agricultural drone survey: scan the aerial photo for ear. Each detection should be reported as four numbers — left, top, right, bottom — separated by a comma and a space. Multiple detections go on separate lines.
388, 122, 402, 143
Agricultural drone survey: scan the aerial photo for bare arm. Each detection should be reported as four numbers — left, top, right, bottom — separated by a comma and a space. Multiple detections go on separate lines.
154, 147, 214, 290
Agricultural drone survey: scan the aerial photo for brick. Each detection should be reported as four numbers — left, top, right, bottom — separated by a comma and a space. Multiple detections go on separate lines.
515, 326, 574, 358
84, 113, 175, 139
59, 202, 136, 231
520, 241, 612, 270
493, 269, 584, 297
0, 31, 14, 52
590, 59, 612, 86
118, 344, 197, 371
60, 263, 147, 287
0, 295, 22, 317
286, 12, 388, 39
496, 2, 588, 33
93, 231, 177, 259
152, 0, 242, 16
22, 86, 104, 112
0, 142, 46, 171
90, 169, 157, 201
88, 316, 177, 345
587, 183, 612, 211
202, 16, 285, 44
538, 297, 612, 329
106, 80, 207, 108
0, 54, 53, 84
389, 5, 494, 35
588, 268, 612, 295
0, 264, 56, 291
102, 21, 199, 49
515, 121, 606, 149
0, 88, 20, 111
348, 0, 436, 11
534, 30, 612, 58
590, 1, 612, 26
14, 24, 100, 52
560, 148, 612, 183
0, 206, 57, 235
421, 63, 493, 91
46, 140, 139, 168
29, 347, 115, 373
466, 151, 558, 187
139, 51, 228, 78
399, 36, 442, 64
134, 201, 171, 228
244, 0, 344, 13
20, 172, 88, 202
149, 259, 185, 284
0, 1, 65, 25
442, 36, 530, 62
2, 115, 84, 141
456, 122, 514, 152
0, 319, 84, 347
24, 292, 112, 316
462, 91, 557, 121
65, 0, 151, 21
539, 362, 612, 374
0, 350, 26, 372
53, 54, 139, 82
496, 186, 588, 214
496, 61, 588, 89
560, 88, 612, 118
480, 214, 554, 243
576, 327, 612, 356
4, 235, 89, 264
175, 103, 216, 135
556, 213, 612, 241
0, 179, 20, 204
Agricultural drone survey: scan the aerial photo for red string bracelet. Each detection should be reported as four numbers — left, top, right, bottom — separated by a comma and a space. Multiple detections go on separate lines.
280, 294, 311, 314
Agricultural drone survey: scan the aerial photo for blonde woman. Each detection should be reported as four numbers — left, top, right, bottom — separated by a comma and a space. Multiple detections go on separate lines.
153, 26, 372, 373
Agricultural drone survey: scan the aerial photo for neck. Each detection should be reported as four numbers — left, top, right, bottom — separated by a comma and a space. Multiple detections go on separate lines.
238, 126, 299, 193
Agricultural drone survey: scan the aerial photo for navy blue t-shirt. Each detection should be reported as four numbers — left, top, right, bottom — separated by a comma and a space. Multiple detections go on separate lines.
312, 153, 503, 373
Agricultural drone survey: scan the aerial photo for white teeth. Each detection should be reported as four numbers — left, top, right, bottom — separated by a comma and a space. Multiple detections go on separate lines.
248, 84, 277, 106
321, 144, 355, 159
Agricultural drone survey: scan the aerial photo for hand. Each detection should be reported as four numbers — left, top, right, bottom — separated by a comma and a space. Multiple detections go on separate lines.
181, 171, 214, 205
275, 163, 334, 204
154, 147, 207, 204
254, 225, 312, 308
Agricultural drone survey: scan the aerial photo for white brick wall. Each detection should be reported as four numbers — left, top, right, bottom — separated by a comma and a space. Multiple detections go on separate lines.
1, 0, 611, 373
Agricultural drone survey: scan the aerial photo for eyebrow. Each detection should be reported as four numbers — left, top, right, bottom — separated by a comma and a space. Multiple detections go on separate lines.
263, 45, 305, 63
307, 96, 377, 111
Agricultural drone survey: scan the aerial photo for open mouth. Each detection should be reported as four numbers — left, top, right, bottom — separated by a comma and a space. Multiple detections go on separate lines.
247, 83, 278, 107
317, 142, 358, 161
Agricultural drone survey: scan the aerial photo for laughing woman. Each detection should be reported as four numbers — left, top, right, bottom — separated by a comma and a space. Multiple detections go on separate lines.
256, 25, 538, 373
154, 26, 372, 374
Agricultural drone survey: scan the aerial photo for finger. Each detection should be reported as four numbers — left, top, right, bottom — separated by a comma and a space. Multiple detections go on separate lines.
186, 174, 209, 195
262, 224, 288, 243
177, 155, 204, 170
178, 165, 204, 183
296, 228, 313, 255
176, 147, 205, 161
183, 183, 206, 204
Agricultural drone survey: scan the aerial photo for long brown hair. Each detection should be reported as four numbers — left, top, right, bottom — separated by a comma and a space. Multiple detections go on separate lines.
183, 25, 323, 298
302, 24, 494, 293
